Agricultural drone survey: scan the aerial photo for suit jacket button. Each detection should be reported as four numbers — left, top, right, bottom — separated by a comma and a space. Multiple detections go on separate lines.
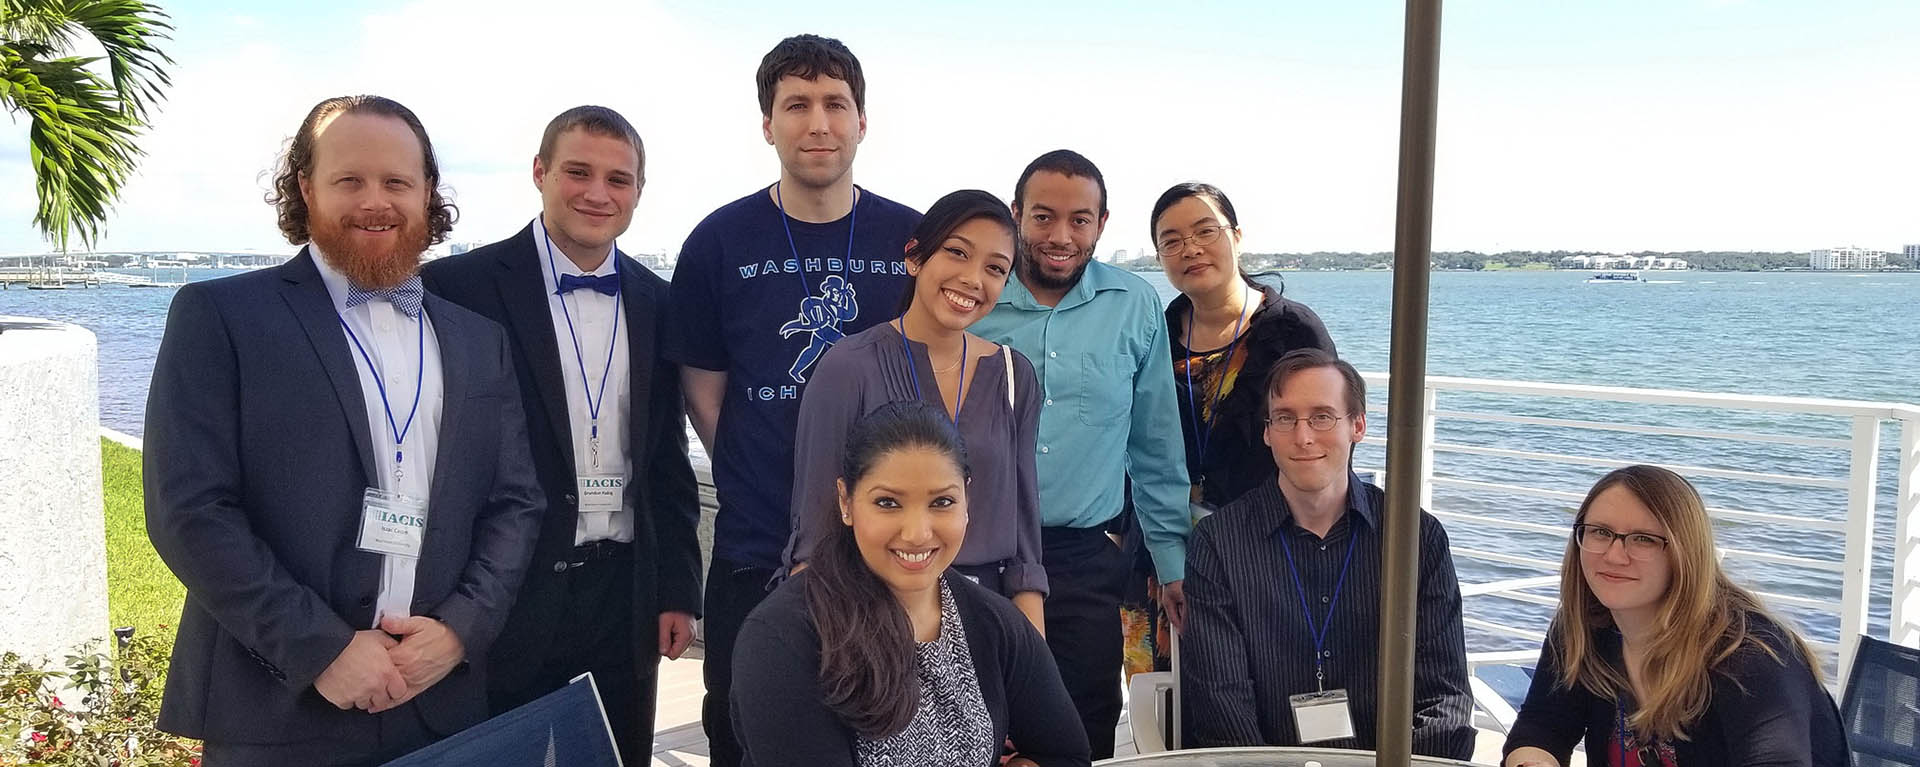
358, 595, 374, 607
563, 492, 578, 506
553, 560, 569, 573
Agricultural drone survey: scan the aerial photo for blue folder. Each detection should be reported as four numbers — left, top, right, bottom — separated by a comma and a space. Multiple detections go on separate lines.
382, 673, 622, 767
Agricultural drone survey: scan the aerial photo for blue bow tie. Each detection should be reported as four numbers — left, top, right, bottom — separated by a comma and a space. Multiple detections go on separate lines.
556, 272, 621, 296
344, 276, 424, 318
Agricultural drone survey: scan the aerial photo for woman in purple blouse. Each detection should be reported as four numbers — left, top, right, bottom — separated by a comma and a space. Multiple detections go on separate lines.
783, 189, 1045, 631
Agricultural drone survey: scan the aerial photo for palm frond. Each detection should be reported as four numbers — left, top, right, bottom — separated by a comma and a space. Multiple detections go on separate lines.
1, 0, 172, 250
0, 0, 84, 51
57, 0, 173, 120
3, 43, 144, 251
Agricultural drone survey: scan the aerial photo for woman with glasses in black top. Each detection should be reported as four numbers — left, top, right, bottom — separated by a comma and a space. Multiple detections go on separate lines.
1122, 182, 1336, 677
1503, 465, 1848, 767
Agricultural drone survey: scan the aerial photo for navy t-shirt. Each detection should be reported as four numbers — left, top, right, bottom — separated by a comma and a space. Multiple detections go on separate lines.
665, 186, 920, 570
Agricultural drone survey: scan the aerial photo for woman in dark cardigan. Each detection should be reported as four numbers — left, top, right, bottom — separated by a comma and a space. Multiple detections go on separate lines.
1503, 466, 1848, 767
1123, 181, 1336, 676
733, 401, 1088, 767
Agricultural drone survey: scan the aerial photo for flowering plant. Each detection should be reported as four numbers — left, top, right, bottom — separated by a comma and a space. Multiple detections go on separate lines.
0, 631, 200, 766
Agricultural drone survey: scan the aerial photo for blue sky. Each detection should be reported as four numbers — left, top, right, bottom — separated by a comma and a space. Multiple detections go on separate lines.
2, 0, 1916, 256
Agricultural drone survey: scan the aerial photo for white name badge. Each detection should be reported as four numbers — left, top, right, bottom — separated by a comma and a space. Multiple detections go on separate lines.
577, 474, 625, 518
357, 488, 428, 559
1289, 689, 1357, 744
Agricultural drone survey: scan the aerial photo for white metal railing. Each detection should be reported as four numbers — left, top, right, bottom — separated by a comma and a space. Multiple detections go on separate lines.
686, 373, 1920, 677
1354, 372, 1920, 677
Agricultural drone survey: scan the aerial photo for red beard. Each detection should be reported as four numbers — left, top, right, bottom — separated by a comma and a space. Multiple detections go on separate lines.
310, 211, 430, 289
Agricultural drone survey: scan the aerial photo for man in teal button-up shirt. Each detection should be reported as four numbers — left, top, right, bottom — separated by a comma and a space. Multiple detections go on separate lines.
970, 149, 1190, 759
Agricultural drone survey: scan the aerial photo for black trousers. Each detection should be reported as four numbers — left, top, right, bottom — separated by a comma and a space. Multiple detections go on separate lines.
701, 556, 776, 767
487, 545, 652, 765
201, 707, 435, 766
1041, 523, 1133, 760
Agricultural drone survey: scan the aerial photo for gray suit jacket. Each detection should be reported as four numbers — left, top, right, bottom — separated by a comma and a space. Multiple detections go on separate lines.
144, 249, 543, 747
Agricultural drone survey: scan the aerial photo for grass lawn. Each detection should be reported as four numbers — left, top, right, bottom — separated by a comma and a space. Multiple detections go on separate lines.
101, 438, 185, 636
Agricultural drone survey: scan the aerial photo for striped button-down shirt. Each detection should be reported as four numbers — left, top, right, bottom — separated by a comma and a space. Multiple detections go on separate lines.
1182, 475, 1475, 759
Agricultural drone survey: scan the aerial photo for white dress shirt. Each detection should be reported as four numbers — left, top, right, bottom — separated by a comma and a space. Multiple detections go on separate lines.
311, 246, 445, 626
532, 217, 635, 546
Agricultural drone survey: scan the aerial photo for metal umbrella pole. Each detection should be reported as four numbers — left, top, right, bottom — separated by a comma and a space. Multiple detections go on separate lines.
1376, 0, 1444, 765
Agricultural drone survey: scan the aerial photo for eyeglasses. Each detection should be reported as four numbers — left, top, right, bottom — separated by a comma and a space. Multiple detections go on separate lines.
1264, 413, 1348, 432
1572, 523, 1670, 561
1156, 225, 1231, 257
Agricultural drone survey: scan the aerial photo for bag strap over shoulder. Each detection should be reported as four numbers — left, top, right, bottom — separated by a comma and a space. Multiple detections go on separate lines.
1003, 344, 1016, 409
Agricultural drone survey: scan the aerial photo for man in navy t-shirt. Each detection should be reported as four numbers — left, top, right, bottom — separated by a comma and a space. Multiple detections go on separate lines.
663, 33, 919, 767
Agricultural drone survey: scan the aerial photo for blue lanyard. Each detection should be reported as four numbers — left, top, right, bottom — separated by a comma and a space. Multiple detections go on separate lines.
338, 310, 425, 483
1616, 697, 1659, 766
1278, 518, 1359, 691
1182, 286, 1254, 463
896, 319, 966, 422
774, 181, 858, 297
541, 220, 622, 468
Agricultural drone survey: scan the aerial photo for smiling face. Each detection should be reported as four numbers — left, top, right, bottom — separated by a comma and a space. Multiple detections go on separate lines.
1578, 485, 1676, 619
1015, 170, 1106, 294
1155, 194, 1242, 298
763, 74, 865, 191
837, 446, 968, 601
298, 111, 431, 289
1262, 366, 1365, 496
904, 216, 1015, 332
534, 127, 642, 262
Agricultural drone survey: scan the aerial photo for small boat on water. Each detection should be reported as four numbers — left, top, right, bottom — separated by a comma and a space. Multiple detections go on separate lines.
1585, 270, 1642, 283
25, 282, 68, 290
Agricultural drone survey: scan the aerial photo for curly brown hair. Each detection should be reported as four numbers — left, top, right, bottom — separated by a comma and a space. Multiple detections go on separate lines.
266, 95, 458, 246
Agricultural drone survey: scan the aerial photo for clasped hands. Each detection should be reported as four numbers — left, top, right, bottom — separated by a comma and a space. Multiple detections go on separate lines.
313, 616, 464, 713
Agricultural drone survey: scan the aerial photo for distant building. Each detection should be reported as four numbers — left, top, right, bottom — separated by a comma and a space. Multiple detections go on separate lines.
1905, 244, 1919, 260
1810, 246, 1888, 270
1559, 254, 1687, 270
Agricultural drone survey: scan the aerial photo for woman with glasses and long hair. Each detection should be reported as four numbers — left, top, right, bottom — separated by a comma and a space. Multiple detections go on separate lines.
733, 401, 1088, 767
1502, 465, 1848, 767
1122, 182, 1337, 677
783, 189, 1047, 632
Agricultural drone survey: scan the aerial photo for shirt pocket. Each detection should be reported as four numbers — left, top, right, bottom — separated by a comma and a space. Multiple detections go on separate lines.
1077, 353, 1133, 426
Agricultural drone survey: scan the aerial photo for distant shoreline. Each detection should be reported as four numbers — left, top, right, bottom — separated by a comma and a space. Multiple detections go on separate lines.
1120, 266, 1918, 274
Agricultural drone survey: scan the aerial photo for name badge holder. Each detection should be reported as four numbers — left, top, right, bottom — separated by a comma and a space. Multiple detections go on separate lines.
358, 488, 429, 559
576, 474, 625, 528
1289, 689, 1357, 743
338, 305, 429, 623
1279, 518, 1360, 744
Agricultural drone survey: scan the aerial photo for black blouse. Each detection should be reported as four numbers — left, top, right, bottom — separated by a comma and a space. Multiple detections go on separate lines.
730, 571, 1091, 767
1165, 280, 1337, 508
1502, 614, 1850, 767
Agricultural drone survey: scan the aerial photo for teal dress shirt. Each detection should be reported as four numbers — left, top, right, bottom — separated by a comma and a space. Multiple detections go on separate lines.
971, 261, 1191, 582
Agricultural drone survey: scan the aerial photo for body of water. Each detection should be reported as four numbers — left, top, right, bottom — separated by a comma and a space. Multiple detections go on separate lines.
5, 266, 1916, 653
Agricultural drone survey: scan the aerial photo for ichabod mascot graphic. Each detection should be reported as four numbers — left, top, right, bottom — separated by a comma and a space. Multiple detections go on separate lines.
779, 274, 858, 383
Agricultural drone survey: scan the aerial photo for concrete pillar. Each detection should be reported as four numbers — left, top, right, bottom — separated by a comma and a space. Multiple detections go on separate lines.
0, 316, 109, 659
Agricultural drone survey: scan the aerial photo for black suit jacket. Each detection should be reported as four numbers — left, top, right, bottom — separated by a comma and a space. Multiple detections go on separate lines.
144, 250, 544, 746
419, 225, 702, 712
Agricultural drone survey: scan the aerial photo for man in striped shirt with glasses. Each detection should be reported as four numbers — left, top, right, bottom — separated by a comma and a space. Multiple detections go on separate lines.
1181, 349, 1475, 759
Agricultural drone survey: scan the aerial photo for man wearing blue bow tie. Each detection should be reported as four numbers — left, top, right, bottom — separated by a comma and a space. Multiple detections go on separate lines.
420, 106, 702, 764
145, 95, 544, 765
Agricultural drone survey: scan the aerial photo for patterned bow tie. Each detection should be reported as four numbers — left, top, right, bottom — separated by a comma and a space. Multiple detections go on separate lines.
556, 272, 621, 296
344, 276, 425, 318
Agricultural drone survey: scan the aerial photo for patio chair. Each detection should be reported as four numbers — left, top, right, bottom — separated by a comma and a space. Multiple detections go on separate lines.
1842, 635, 1920, 767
